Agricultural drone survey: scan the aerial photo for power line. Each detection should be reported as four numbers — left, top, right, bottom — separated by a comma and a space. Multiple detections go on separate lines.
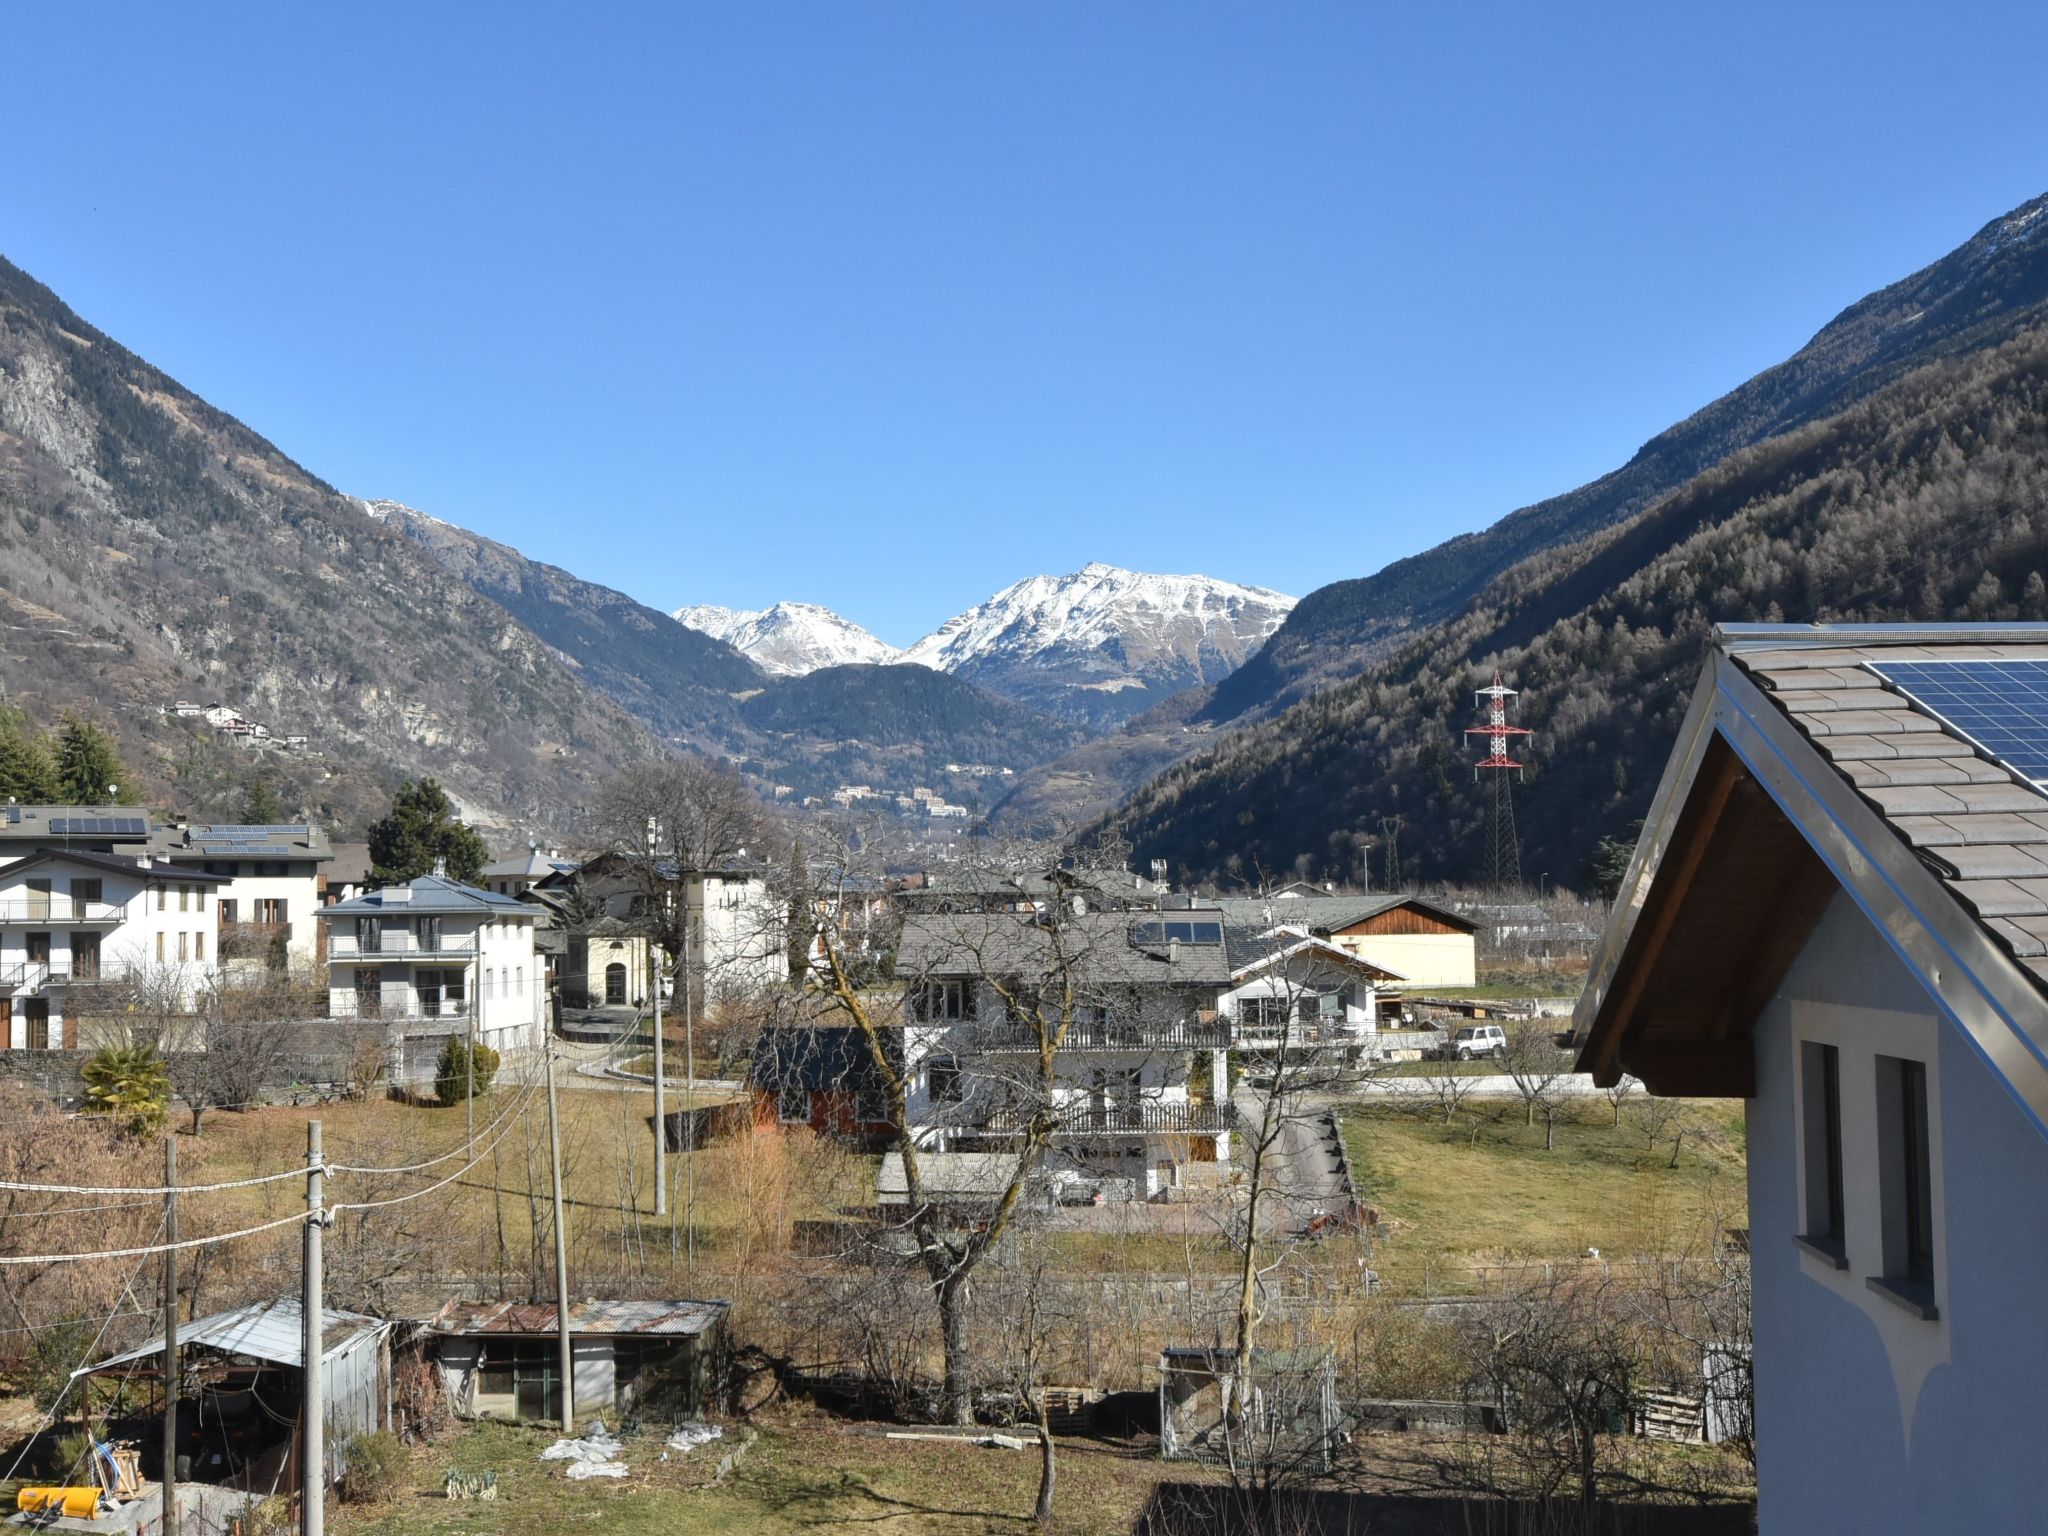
0, 1166, 308, 1198
0, 1209, 310, 1268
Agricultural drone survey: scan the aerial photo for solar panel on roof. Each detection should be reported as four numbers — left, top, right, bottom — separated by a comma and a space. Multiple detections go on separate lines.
49, 817, 146, 836
1870, 659, 2048, 785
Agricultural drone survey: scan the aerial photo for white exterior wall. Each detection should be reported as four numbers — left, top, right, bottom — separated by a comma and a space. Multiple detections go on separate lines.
325, 912, 542, 1056
1219, 961, 1379, 1046
1331, 930, 1475, 988
0, 858, 219, 1047
691, 873, 781, 996
201, 864, 323, 972
1748, 891, 2048, 1533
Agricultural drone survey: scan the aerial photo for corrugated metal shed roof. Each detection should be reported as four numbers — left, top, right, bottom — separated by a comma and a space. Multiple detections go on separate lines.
76, 1297, 386, 1377
428, 1298, 728, 1337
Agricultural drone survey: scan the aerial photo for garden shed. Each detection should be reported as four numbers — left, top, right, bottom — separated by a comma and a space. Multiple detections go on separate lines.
428, 1298, 729, 1425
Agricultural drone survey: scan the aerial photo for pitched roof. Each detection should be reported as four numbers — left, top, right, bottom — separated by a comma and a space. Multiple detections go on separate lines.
1575, 624, 2048, 1130
427, 1298, 728, 1337
1214, 893, 1476, 936
897, 910, 1234, 988
146, 823, 334, 862
318, 872, 537, 919
749, 1025, 901, 1091
1224, 928, 1407, 983
0, 848, 230, 884
77, 1297, 385, 1375
480, 847, 580, 880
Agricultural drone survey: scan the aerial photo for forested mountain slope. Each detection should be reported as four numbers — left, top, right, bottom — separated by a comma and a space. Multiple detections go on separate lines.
1210, 192, 2048, 722
1099, 322, 2048, 889
0, 256, 665, 836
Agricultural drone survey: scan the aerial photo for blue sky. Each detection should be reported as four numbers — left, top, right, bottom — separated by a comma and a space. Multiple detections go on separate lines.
6, 3, 2046, 645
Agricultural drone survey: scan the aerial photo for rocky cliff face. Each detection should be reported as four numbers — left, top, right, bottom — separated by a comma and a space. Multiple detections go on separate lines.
0, 257, 665, 837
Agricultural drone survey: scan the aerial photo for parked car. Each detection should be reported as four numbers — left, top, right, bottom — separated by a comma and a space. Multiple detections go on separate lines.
1434, 1023, 1507, 1061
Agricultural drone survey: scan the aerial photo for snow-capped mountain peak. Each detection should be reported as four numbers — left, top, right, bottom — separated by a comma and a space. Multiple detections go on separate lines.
671, 600, 899, 677
896, 563, 1296, 725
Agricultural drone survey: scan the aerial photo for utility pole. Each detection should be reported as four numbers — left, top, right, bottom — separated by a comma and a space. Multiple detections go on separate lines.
542, 1038, 574, 1434
465, 1013, 476, 1154
648, 816, 667, 1219
683, 931, 695, 1271
302, 1120, 324, 1536
161, 1138, 178, 1536
652, 956, 665, 1217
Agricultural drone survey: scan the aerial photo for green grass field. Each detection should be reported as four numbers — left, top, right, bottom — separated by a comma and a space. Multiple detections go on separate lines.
333, 1414, 1193, 1536
1340, 1096, 1746, 1291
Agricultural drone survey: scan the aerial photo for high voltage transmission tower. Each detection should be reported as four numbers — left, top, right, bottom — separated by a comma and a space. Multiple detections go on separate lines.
1465, 669, 1532, 892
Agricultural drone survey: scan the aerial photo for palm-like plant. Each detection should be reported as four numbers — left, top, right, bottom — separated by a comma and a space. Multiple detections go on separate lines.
82, 1045, 171, 1137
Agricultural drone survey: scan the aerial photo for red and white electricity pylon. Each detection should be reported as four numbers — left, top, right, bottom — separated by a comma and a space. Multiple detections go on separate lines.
1465, 670, 1532, 891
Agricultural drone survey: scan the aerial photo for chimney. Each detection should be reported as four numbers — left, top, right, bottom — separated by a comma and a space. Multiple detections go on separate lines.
1168, 937, 1180, 965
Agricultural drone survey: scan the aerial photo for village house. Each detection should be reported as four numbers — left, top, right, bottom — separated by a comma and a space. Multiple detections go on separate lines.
892, 907, 1236, 1197
1217, 893, 1478, 988
146, 821, 334, 975
0, 849, 225, 1050
1574, 623, 2048, 1533
0, 804, 154, 865
571, 850, 784, 1002
1218, 922, 1402, 1058
748, 1023, 899, 1147
318, 866, 544, 1077
479, 844, 578, 898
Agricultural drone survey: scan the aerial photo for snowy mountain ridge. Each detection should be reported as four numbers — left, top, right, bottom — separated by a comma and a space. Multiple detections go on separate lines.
676, 563, 1295, 725
670, 601, 899, 678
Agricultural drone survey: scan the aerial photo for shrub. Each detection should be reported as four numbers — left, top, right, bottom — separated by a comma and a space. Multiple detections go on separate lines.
23, 1318, 96, 1412
81, 1046, 170, 1136
339, 1429, 408, 1504
434, 1037, 500, 1105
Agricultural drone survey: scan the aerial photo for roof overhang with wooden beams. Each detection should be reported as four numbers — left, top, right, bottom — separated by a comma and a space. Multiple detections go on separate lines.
1575, 628, 2048, 1136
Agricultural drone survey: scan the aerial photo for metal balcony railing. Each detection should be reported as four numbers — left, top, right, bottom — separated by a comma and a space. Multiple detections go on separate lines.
0, 900, 124, 924
325, 996, 478, 1022
328, 935, 478, 960
968, 1017, 1233, 1054
977, 1101, 1236, 1138
0, 964, 80, 992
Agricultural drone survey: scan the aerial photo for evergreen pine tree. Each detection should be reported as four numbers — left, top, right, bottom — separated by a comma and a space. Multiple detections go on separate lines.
242, 780, 287, 824
0, 711, 61, 802
366, 778, 489, 885
53, 716, 128, 804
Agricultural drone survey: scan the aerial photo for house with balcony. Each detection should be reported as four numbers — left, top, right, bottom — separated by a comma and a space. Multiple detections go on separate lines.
147, 822, 334, 976
318, 867, 544, 1074
570, 851, 783, 1002
891, 908, 1235, 1198
0, 850, 224, 1050
1219, 924, 1403, 1059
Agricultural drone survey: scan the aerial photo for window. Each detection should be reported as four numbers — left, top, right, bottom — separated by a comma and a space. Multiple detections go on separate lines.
194, 931, 205, 962
356, 917, 382, 954
157, 884, 167, 912
157, 933, 166, 963
517, 966, 525, 996
1872, 1054, 1937, 1317
177, 933, 188, 963
25, 1000, 48, 1051
179, 885, 191, 913
219, 898, 238, 925
1798, 1041, 1846, 1262
927, 1055, 961, 1105
777, 1082, 811, 1124
917, 980, 974, 1023
256, 898, 286, 925
855, 1087, 887, 1125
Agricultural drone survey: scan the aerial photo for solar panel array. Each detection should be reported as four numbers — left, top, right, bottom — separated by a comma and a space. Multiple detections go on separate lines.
1870, 659, 2048, 785
1130, 919, 1225, 946
48, 817, 148, 836
193, 824, 309, 856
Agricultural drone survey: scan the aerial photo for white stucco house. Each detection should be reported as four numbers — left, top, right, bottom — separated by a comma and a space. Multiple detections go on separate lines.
147, 822, 334, 975
892, 908, 1235, 1195
0, 849, 224, 1049
1218, 925, 1401, 1056
319, 868, 544, 1072
1576, 623, 2048, 1532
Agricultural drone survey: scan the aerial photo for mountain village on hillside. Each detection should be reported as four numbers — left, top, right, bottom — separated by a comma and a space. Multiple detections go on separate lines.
6, 21, 2048, 1525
